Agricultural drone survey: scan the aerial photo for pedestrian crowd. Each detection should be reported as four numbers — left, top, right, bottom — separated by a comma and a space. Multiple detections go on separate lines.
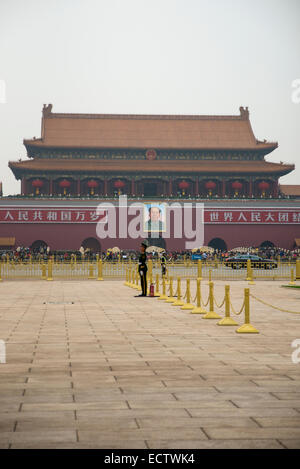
1, 245, 299, 263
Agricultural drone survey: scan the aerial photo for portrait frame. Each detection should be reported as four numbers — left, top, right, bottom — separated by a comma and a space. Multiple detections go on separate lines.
143, 202, 167, 233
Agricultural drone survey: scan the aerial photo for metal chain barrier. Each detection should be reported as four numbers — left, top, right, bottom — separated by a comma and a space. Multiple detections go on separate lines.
213, 293, 226, 309
230, 299, 245, 316
249, 293, 300, 314
201, 294, 210, 308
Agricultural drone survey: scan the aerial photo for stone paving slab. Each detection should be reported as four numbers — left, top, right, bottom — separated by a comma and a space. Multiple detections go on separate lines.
0, 279, 300, 449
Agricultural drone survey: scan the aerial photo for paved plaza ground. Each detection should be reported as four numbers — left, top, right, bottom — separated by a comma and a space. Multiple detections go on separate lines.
0, 278, 300, 449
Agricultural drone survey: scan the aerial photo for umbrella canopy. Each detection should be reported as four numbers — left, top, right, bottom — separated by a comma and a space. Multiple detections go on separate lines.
111, 246, 120, 253
231, 247, 256, 253
146, 246, 165, 253
191, 246, 214, 253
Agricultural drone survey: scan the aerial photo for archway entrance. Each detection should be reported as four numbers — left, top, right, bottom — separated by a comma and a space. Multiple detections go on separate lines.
146, 237, 166, 250
31, 240, 48, 252
260, 240, 275, 248
208, 238, 227, 251
81, 237, 101, 253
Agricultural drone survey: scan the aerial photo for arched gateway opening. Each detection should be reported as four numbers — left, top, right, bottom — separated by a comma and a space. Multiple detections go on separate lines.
146, 237, 166, 250
81, 237, 101, 253
260, 240, 275, 248
208, 238, 227, 252
31, 240, 48, 252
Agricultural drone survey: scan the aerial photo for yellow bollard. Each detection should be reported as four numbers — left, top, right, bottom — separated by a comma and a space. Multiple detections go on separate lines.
248, 261, 255, 285
158, 277, 168, 300
129, 268, 133, 286
209, 269, 212, 282
246, 259, 251, 281
236, 288, 259, 334
148, 259, 153, 282
181, 279, 195, 310
124, 268, 129, 286
88, 263, 95, 279
166, 277, 176, 303
164, 268, 170, 285
296, 259, 300, 280
148, 270, 154, 295
202, 282, 222, 319
47, 260, 53, 281
191, 279, 206, 314
172, 277, 184, 306
97, 260, 103, 281
289, 268, 295, 286
131, 268, 136, 288
218, 285, 238, 326
197, 259, 202, 280
41, 263, 47, 280
154, 273, 160, 297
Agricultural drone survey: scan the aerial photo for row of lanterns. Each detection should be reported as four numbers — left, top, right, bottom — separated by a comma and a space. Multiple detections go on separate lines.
179, 180, 270, 197
31, 179, 125, 196
31, 179, 271, 196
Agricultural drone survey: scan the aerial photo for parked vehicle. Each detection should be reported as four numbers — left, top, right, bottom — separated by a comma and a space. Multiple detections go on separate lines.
224, 254, 278, 269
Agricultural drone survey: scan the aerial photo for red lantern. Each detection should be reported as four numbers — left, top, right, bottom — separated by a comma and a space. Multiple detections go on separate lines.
205, 181, 216, 196
231, 181, 243, 196
258, 181, 270, 197
114, 180, 125, 195
114, 180, 125, 189
31, 179, 43, 195
178, 180, 189, 195
87, 179, 98, 195
59, 179, 71, 195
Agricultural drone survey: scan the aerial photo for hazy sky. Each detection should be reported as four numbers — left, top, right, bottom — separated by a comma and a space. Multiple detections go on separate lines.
0, 0, 299, 195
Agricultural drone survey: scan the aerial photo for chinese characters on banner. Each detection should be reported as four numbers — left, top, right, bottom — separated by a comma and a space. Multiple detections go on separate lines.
204, 209, 300, 224
0, 208, 107, 223
0, 207, 299, 224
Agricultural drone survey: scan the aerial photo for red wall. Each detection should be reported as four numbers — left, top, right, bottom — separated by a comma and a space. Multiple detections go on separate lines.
0, 220, 299, 251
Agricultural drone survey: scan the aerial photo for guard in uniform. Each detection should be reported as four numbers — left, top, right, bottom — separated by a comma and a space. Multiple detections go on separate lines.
161, 252, 166, 277
136, 241, 148, 297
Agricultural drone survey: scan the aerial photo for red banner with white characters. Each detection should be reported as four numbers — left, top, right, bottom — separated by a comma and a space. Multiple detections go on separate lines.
0, 207, 107, 223
204, 209, 300, 224
0, 206, 300, 224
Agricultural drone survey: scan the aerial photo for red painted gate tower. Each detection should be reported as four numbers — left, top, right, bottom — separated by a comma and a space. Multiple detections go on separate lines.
1, 104, 299, 252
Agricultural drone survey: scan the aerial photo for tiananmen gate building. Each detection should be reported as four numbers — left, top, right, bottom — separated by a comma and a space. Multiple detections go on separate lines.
1, 104, 299, 252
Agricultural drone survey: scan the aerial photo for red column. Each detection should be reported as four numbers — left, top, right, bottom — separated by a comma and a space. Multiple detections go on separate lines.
49, 179, 53, 196
222, 180, 226, 198
131, 179, 135, 196
77, 179, 81, 196
104, 179, 108, 195
21, 177, 26, 195
169, 179, 172, 196
249, 178, 253, 198
195, 179, 199, 196
273, 180, 279, 198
